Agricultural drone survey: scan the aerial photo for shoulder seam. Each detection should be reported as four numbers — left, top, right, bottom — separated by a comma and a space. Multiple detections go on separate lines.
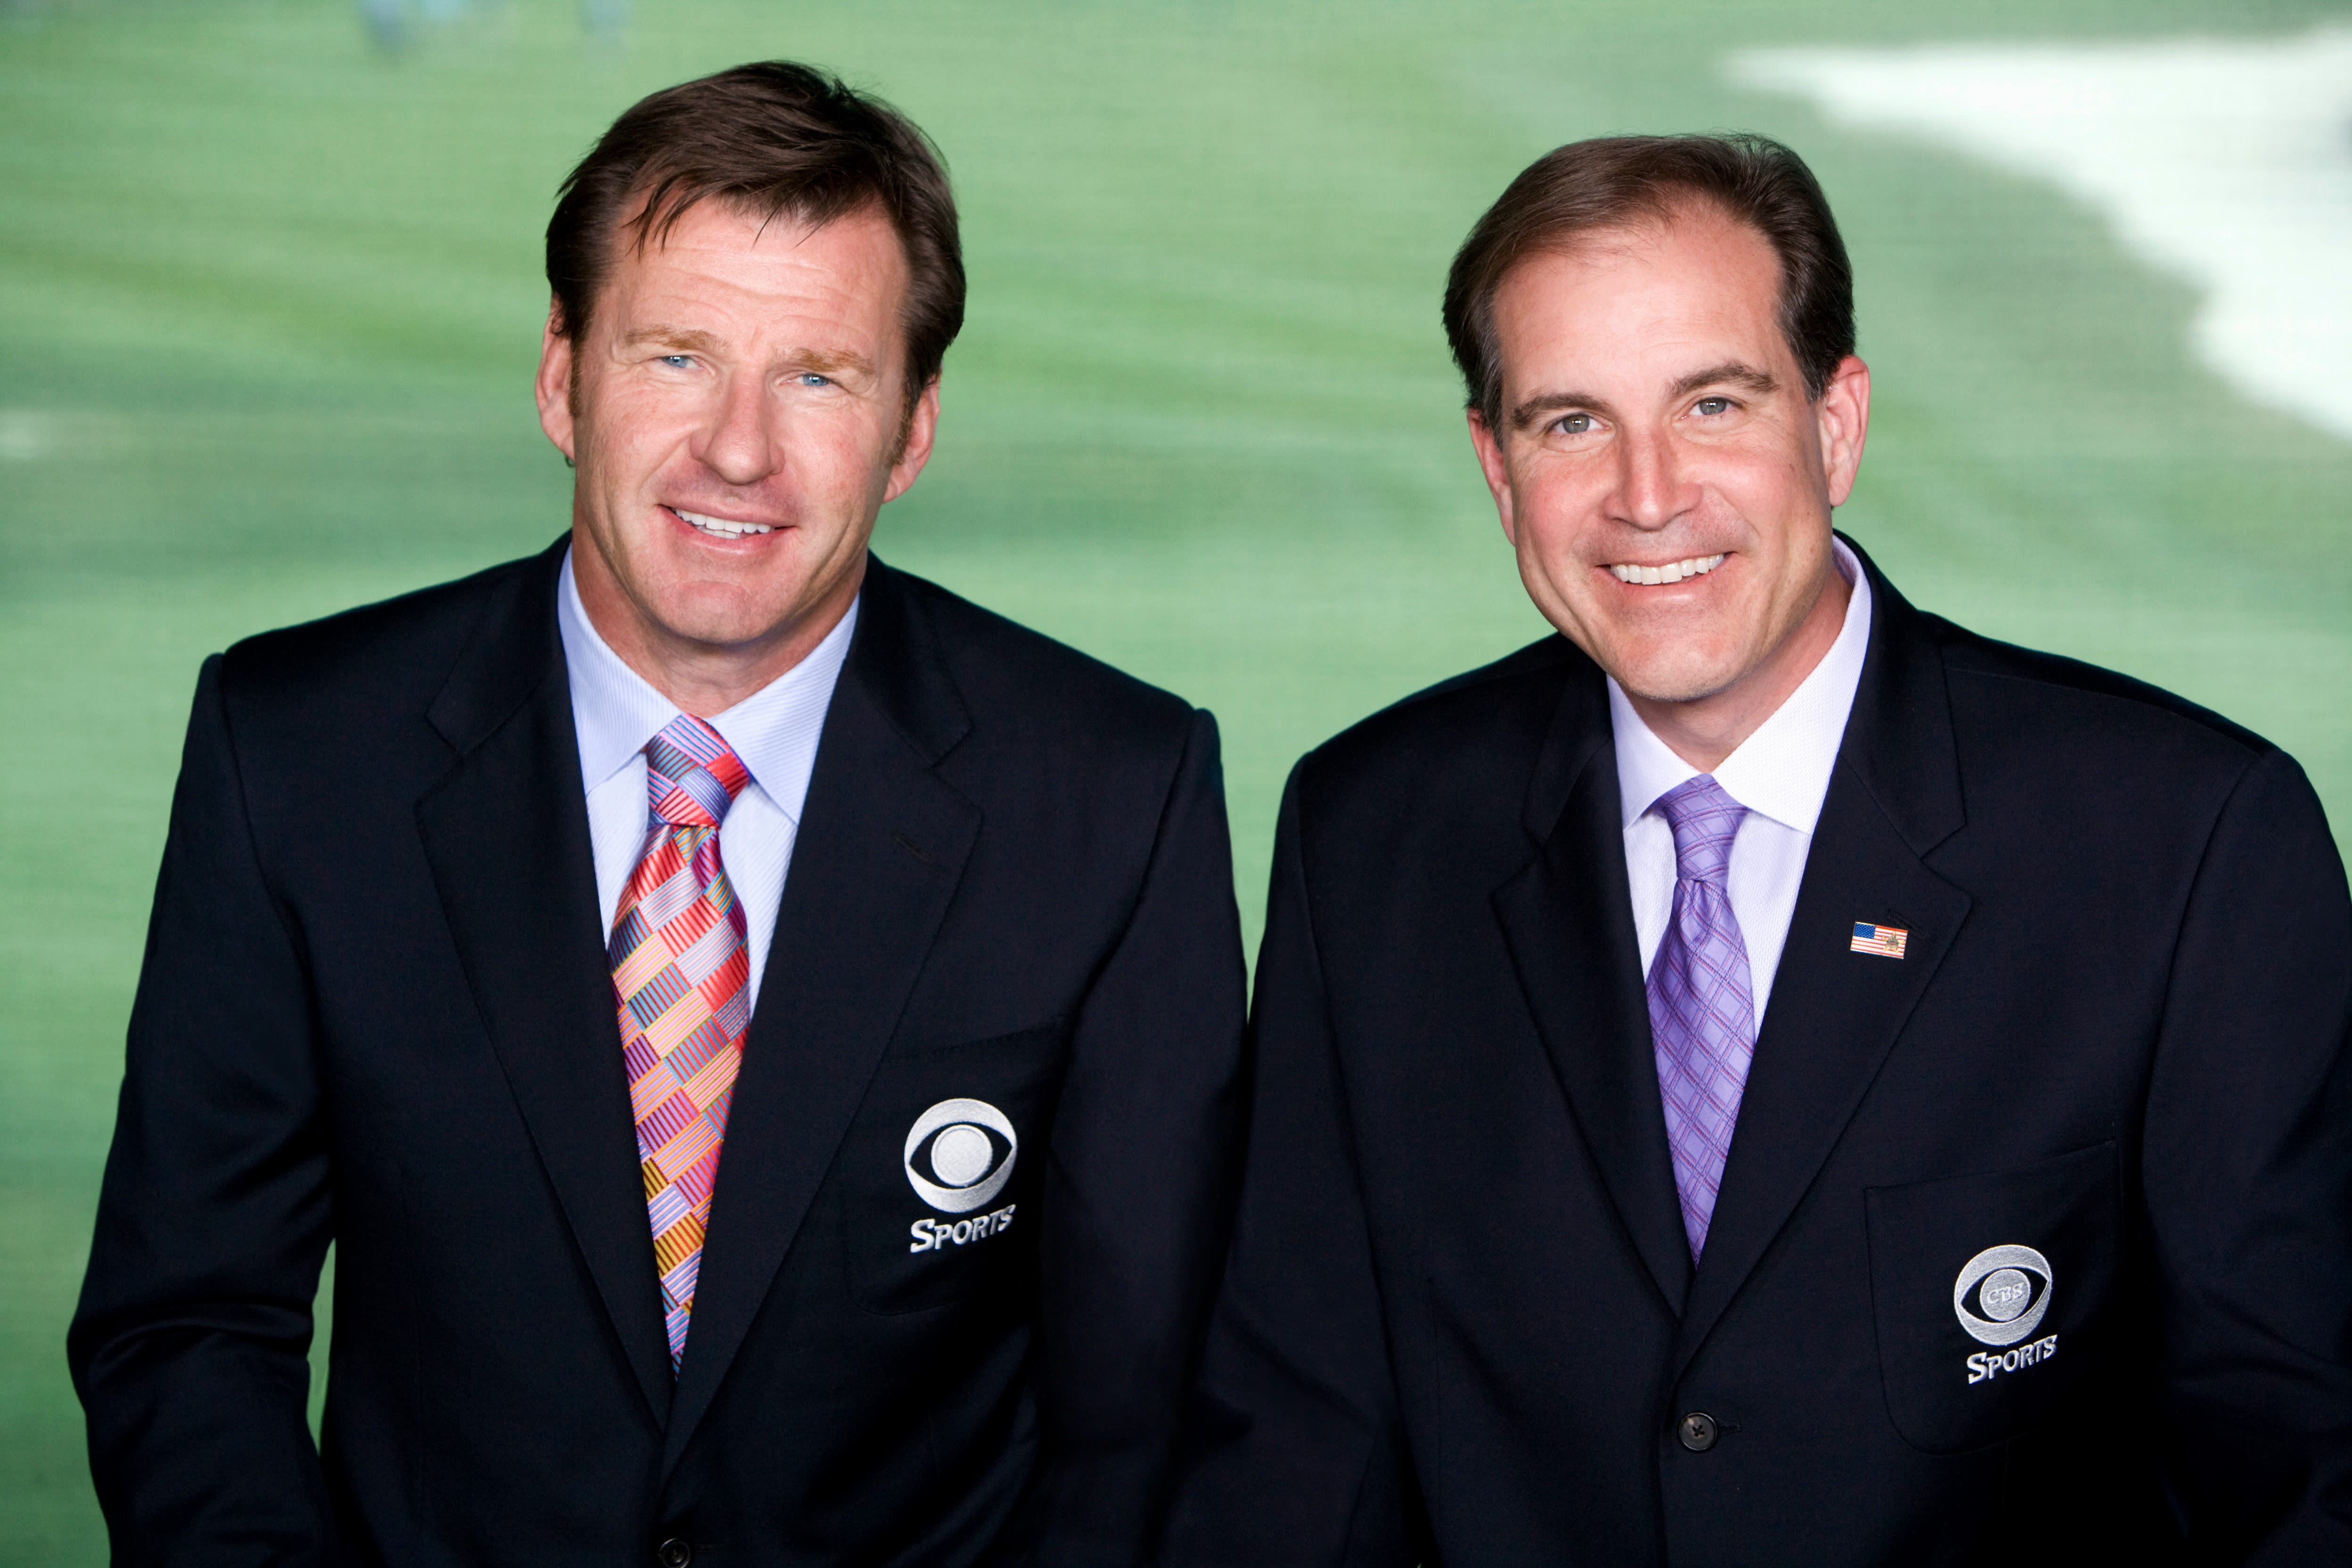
1944, 661, 2270, 758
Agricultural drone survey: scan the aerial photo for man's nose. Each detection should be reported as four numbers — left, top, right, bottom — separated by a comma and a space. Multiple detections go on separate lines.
694, 371, 779, 487
1610, 425, 1697, 531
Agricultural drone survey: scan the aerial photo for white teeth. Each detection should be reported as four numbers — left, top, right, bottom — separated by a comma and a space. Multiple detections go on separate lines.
1609, 553, 1725, 586
676, 508, 772, 539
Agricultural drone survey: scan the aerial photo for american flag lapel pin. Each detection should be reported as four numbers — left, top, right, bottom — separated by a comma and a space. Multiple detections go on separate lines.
1850, 921, 1908, 959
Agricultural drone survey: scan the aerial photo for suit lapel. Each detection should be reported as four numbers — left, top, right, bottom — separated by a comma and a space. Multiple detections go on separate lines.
1493, 662, 1695, 1315
413, 541, 677, 1420
659, 559, 981, 1478
1672, 550, 1973, 1372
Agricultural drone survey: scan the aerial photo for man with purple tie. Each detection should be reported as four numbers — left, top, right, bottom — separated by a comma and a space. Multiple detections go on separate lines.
1162, 134, 2352, 1564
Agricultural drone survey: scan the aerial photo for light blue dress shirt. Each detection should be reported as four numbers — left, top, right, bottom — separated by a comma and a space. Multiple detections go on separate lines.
555, 546, 857, 1013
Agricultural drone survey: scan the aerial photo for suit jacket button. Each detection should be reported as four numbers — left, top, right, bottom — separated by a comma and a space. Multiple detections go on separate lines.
655, 1539, 693, 1568
1676, 1412, 1720, 1452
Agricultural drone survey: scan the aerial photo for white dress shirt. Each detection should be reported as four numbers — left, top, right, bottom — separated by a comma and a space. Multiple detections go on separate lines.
556, 547, 856, 1013
1612, 538, 1872, 1029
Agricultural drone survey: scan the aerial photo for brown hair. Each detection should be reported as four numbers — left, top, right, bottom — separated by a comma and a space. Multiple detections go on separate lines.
1442, 133, 1853, 429
546, 61, 963, 414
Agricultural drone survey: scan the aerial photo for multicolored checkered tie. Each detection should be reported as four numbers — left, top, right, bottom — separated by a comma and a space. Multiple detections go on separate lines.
609, 714, 752, 1369
1647, 774, 1756, 1262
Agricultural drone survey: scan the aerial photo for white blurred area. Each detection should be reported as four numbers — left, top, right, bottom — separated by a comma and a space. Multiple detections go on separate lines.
1733, 31, 2352, 443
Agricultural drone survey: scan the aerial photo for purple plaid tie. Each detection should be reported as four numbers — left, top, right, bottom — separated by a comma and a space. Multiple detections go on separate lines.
1647, 774, 1755, 1261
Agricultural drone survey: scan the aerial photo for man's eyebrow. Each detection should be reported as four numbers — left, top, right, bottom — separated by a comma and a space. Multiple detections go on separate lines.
1669, 361, 1778, 400
1508, 362, 1780, 432
617, 325, 724, 354
612, 330, 876, 379
1510, 391, 1617, 432
792, 346, 876, 376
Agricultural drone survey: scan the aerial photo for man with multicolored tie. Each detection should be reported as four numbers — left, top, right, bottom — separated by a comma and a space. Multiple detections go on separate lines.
1162, 134, 2352, 1565
72, 63, 1246, 1566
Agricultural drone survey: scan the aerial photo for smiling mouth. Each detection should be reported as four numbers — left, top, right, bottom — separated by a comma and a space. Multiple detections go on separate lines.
672, 507, 774, 539
1607, 553, 1725, 586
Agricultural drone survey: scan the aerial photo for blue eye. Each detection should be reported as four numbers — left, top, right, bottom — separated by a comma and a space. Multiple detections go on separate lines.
659, 355, 693, 368
797, 372, 832, 388
1555, 413, 1594, 435
1694, 397, 1732, 416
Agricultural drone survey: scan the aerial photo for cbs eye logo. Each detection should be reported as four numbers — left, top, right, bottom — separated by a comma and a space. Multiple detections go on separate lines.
1952, 1243, 2054, 1347
903, 1099, 1018, 1214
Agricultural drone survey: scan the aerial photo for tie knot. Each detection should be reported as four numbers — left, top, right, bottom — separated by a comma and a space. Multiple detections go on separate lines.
1654, 774, 1747, 885
645, 714, 749, 829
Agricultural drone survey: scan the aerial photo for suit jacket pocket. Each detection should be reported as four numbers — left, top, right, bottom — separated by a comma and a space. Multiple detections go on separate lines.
841, 1021, 1066, 1316
1865, 1141, 2119, 1454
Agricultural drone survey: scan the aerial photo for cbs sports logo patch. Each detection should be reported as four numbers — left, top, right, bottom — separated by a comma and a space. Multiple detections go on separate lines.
904, 1098, 1019, 1254
1953, 1243, 2058, 1386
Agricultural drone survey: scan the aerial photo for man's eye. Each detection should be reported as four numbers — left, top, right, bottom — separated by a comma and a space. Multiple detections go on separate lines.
1554, 412, 1594, 435
658, 355, 694, 369
797, 372, 833, 388
1693, 396, 1733, 416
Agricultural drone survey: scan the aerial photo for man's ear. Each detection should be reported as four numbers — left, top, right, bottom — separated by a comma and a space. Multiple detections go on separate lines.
1467, 407, 1519, 546
1816, 354, 1871, 508
882, 378, 941, 503
535, 301, 578, 463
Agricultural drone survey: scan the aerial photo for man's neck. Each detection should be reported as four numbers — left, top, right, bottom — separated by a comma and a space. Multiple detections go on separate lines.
1625, 564, 1852, 774
572, 551, 864, 720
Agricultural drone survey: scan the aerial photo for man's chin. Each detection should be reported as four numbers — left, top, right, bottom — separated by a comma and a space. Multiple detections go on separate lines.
1551, 596, 1752, 708
1598, 651, 1749, 708
648, 571, 863, 653
649, 608, 803, 656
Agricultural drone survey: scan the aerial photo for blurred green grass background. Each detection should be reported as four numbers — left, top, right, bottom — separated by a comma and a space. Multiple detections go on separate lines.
4, 0, 2347, 1553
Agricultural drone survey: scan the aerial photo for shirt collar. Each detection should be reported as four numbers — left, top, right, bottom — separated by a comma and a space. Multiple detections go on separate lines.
1609, 536, 1872, 835
556, 545, 858, 825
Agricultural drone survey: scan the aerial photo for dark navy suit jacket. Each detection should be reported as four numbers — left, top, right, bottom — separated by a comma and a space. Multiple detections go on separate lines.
72, 542, 1247, 1566
1163, 542, 2352, 1566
